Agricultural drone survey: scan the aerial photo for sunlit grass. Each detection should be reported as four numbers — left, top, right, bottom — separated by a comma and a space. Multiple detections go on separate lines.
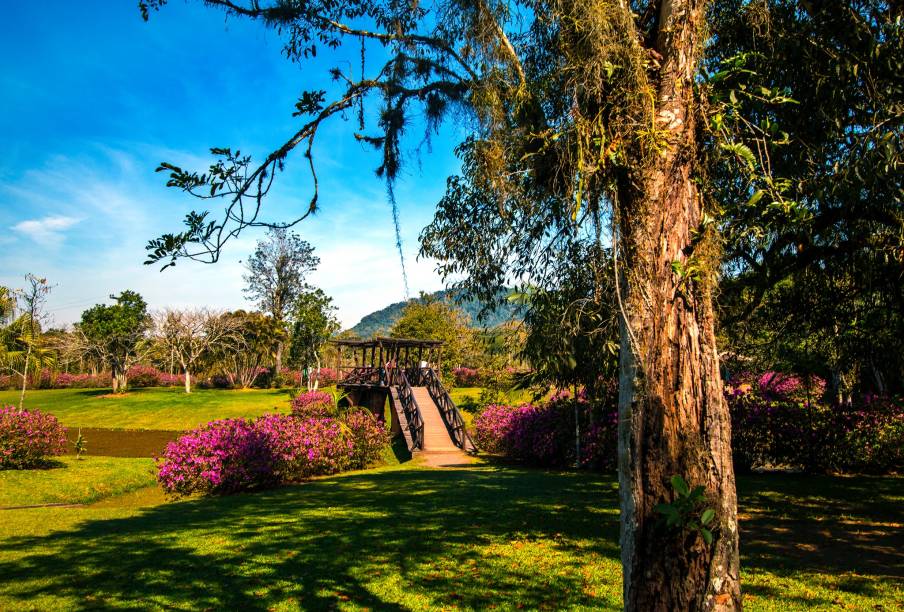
0, 387, 294, 430
0, 456, 155, 507
0, 461, 899, 611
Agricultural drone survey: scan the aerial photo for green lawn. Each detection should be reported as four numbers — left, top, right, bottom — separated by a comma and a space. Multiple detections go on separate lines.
0, 387, 293, 430
0, 457, 156, 508
0, 462, 900, 611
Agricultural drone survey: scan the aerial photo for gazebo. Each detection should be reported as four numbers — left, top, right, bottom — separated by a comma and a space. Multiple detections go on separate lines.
330, 337, 443, 413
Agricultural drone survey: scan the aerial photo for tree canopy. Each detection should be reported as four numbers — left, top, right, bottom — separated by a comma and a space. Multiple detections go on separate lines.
78, 291, 151, 392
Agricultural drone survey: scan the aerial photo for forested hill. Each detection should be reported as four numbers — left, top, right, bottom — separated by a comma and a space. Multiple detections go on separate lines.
348, 289, 520, 338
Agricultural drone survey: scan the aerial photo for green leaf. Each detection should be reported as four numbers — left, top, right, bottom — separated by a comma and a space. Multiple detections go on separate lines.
719, 142, 757, 170
654, 503, 679, 521
701, 528, 713, 546
746, 189, 765, 207
670, 475, 690, 497
701, 508, 715, 525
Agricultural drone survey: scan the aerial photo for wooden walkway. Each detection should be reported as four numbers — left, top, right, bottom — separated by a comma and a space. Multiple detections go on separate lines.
388, 383, 474, 466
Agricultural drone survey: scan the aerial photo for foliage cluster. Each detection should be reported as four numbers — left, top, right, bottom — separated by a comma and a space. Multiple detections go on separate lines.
0, 366, 186, 390
0, 406, 67, 469
289, 390, 334, 418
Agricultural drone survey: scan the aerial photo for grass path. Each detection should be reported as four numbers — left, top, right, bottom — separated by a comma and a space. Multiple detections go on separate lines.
0, 461, 900, 611
0, 387, 293, 429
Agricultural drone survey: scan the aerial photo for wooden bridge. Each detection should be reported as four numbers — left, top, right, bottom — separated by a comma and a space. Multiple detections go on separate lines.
331, 337, 477, 458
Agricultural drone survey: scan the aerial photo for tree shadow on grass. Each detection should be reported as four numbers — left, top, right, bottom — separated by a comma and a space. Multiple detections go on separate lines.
738, 473, 904, 580
0, 467, 621, 610
2, 467, 900, 610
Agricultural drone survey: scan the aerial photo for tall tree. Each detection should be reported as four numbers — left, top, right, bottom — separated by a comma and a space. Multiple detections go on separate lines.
288, 287, 339, 391
708, 1, 904, 398
218, 310, 286, 388
78, 291, 151, 393
134, 0, 884, 606
0, 275, 55, 408
153, 308, 237, 393
243, 228, 320, 374
390, 295, 478, 384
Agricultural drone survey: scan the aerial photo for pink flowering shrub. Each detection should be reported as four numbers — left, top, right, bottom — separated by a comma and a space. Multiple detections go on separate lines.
52, 372, 108, 389
156, 419, 277, 496
157, 410, 390, 497
344, 410, 390, 469
1, 366, 186, 390
137, 366, 186, 388
255, 414, 353, 479
453, 367, 481, 387
290, 390, 335, 418
474, 398, 617, 470
0, 406, 67, 469
279, 367, 339, 387
728, 386, 903, 474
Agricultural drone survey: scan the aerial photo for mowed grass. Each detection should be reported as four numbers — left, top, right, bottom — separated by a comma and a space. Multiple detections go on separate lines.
0, 461, 900, 611
0, 456, 156, 508
0, 387, 293, 430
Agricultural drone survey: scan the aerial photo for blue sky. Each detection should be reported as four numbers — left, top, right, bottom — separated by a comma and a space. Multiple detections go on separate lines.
0, 1, 463, 328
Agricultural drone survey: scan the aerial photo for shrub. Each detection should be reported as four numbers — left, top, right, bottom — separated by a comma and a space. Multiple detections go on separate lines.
473, 398, 617, 470
728, 388, 904, 474
156, 419, 276, 496
344, 410, 390, 469
255, 413, 352, 479
127, 365, 163, 388
157, 410, 391, 497
453, 366, 481, 387
290, 390, 335, 418
204, 374, 234, 389
53, 372, 107, 389
0, 406, 67, 469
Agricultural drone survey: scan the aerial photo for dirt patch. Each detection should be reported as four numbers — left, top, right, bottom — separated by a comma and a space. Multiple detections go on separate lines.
64, 428, 182, 458
96, 393, 133, 399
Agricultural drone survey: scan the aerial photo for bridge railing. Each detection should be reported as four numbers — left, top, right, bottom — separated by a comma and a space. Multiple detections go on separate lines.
397, 369, 424, 450
420, 367, 477, 454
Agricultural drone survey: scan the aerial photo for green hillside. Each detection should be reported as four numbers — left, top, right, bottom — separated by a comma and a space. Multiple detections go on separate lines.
348, 289, 520, 338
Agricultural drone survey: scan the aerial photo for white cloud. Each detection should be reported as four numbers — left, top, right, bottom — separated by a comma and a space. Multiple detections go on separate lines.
11, 215, 82, 246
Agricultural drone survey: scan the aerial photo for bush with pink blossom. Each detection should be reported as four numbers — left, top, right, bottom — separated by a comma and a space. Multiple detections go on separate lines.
344, 409, 391, 469
156, 409, 390, 497
0, 406, 68, 469
453, 367, 481, 387
473, 397, 617, 470
290, 390, 335, 418
729, 388, 904, 474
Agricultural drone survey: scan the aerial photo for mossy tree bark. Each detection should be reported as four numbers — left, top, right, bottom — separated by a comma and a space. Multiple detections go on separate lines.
616, 1, 741, 610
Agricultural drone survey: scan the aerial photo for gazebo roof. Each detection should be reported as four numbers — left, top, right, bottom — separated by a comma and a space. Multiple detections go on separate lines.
330, 336, 443, 348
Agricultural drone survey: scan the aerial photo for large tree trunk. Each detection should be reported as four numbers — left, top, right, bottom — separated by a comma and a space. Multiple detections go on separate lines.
616, 1, 741, 610
184, 368, 192, 393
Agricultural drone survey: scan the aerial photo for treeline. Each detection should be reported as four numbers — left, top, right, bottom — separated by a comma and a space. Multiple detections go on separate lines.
1, 229, 338, 401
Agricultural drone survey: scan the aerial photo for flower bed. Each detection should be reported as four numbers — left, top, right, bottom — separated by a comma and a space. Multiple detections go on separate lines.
728, 389, 903, 474
0, 406, 68, 469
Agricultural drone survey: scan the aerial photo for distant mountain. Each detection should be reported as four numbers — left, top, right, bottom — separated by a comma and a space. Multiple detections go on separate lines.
348, 289, 520, 338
